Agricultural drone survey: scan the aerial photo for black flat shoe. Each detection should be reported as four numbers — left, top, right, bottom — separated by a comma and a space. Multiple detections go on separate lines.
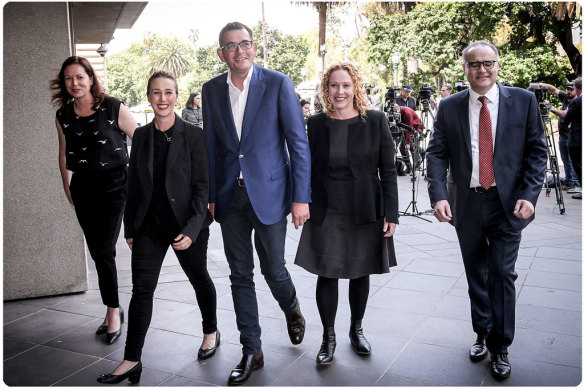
105, 307, 124, 345
349, 320, 371, 355
228, 352, 264, 385
469, 334, 488, 362
316, 327, 336, 366
97, 361, 142, 384
490, 353, 511, 379
198, 330, 220, 360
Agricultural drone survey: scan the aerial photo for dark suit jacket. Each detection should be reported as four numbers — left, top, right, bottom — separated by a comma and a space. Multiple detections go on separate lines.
426, 84, 548, 230
307, 110, 399, 225
202, 63, 311, 225
565, 95, 582, 147
124, 115, 211, 240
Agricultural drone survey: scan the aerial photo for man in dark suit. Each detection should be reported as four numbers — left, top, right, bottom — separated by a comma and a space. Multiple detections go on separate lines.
202, 22, 311, 385
426, 40, 547, 380
564, 77, 582, 199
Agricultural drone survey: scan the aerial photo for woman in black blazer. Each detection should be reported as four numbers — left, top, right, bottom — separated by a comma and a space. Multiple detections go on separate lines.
295, 63, 399, 365
98, 71, 218, 384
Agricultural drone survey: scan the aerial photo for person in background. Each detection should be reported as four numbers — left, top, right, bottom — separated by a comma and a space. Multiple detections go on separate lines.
564, 77, 582, 199
430, 84, 453, 112
301, 99, 311, 118
395, 85, 416, 109
540, 81, 581, 193
51, 55, 137, 346
97, 71, 218, 384
202, 21, 311, 385
182, 92, 203, 127
295, 62, 398, 366
426, 40, 547, 380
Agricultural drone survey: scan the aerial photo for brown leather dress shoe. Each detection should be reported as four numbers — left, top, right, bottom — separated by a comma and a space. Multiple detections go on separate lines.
228, 352, 264, 386
285, 302, 305, 345
490, 353, 511, 379
469, 335, 488, 361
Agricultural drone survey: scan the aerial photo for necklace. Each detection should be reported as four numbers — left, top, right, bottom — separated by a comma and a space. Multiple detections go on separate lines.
160, 130, 171, 142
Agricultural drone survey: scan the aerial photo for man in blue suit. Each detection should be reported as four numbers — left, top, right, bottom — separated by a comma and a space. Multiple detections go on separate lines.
426, 41, 547, 380
202, 22, 311, 385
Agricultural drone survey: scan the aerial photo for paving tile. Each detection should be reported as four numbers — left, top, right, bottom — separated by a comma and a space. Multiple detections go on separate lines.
3, 337, 36, 360
368, 287, 445, 315
388, 342, 488, 386
412, 316, 473, 351
3, 345, 99, 386
530, 257, 582, 274
524, 270, 581, 291
512, 327, 582, 368
517, 286, 581, 312
516, 304, 581, 336
159, 375, 215, 386
376, 373, 445, 386
3, 302, 43, 324
432, 294, 472, 322
402, 258, 465, 278
536, 246, 582, 261
386, 272, 457, 294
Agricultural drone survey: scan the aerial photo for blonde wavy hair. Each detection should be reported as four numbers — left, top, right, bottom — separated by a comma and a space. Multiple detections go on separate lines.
319, 62, 369, 119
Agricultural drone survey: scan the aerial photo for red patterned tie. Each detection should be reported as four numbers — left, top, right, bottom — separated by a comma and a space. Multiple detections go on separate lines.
478, 96, 494, 189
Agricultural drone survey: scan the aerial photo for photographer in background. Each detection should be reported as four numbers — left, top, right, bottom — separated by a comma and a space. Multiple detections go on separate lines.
563, 77, 582, 199
430, 84, 453, 112
539, 81, 581, 193
396, 85, 416, 109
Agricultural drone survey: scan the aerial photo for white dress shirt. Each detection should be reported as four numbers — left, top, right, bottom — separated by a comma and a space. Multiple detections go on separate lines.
226, 66, 254, 179
468, 84, 499, 188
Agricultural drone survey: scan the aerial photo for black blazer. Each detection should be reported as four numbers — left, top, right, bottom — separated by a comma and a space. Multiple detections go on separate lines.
307, 110, 399, 225
426, 84, 548, 230
124, 114, 211, 240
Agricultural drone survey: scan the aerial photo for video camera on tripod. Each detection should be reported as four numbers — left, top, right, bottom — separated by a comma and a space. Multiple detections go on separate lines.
527, 83, 553, 118
384, 86, 402, 135
418, 83, 435, 112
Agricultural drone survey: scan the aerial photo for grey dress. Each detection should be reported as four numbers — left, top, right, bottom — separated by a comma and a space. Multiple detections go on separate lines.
295, 116, 392, 279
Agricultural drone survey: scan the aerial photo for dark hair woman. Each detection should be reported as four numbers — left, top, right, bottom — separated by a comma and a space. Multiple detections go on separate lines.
50, 55, 137, 345
294, 62, 399, 365
181, 91, 203, 127
97, 71, 218, 384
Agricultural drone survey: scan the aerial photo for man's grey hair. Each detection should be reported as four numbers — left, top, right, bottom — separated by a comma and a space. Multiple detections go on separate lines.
574, 77, 582, 90
461, 40, 500, 63
218, 22, 253, 47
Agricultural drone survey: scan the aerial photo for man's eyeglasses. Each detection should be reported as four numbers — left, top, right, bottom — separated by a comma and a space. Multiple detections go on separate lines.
465, 60, 497, 70
221, 40, 253, 52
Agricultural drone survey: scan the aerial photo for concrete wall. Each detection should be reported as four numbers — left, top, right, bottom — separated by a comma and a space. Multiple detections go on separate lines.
3, 2, 88, 300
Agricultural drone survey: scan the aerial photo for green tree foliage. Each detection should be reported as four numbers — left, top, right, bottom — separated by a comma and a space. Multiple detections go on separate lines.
252, 23, 309, 85
366, 2, 577, 91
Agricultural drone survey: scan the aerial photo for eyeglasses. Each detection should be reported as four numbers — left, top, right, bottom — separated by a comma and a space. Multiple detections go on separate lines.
221, 40, 253, 52
465, 60, 497, 70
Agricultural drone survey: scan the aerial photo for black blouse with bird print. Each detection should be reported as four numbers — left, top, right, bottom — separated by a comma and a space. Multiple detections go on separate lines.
56, 97, 129, 173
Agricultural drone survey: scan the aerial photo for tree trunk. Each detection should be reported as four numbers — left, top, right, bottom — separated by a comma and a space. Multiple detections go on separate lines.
262, 2, 269, 69
318, 2, 327, 74
556, 14, 582, 76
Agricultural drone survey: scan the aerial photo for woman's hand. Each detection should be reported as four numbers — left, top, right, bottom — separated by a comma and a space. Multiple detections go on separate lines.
383, 219, 396, 237
172, 234, 192, 250
126, 238, 133, 250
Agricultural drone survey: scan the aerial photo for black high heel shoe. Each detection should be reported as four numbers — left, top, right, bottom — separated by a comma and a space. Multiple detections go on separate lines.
106, 307, 124, 345
198, 330, 220, 359
95, 324, 108, 335
97, 361, 142, 384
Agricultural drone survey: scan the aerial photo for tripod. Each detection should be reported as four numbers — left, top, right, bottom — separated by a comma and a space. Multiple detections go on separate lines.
398, 127, 433, 222
418, 102, 434, 177
541, 109, 565, 214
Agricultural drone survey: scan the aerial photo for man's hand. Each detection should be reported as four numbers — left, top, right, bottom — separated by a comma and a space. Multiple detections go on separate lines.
209, 203, 215, 218
126, 238, 133, 250
513, 199, 534, 219
383, 219, 396, 237
291, 202, 310, 229
172, 234, 193, 251
433, 200, 452, 222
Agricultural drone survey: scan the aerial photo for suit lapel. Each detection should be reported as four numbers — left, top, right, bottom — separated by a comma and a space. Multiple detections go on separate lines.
217, 78, 240, 147
457, 90, 472, 159
143, 121, 154, 190
494, 84, 510, 156
240, 64, 266, 145
166, 114, 183, 177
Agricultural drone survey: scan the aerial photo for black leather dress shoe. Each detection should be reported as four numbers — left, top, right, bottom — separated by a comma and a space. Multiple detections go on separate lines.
285, 302, 305, 345
349, 320, 371, 355
198, 330, 220, 359
228, 352, 264, 386
316, 327, 336, 365
97, 361, 142, 384
106, 307, 124, 345
469, 335, 488, 361
490, 353, 511, 379
96, 324, 108, 335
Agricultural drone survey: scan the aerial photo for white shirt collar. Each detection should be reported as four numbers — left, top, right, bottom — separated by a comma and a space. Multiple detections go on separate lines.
226, 65, 254, 91
469, 83, 499, 103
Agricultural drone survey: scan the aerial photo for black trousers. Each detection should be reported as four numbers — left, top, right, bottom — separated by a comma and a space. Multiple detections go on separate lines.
124, 227, 216, 362
69, 167, 127, 308
569, 145, 582, 187
455, 190, 521, 354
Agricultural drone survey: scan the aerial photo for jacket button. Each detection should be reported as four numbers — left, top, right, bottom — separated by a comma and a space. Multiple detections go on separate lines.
239, 154, 244, 158
170, 198, 175, 202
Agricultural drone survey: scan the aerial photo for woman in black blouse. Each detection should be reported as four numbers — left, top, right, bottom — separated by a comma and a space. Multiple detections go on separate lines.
97, 71, 218, 384
51, 56, 136, 345
181, 91, 203, 127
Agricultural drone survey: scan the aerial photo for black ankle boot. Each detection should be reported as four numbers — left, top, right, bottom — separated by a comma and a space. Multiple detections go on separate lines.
316, 327, 336, 365
349, 320, 371, 355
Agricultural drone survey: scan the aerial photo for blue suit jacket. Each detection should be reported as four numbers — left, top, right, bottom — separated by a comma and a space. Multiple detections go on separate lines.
426, 84, 548, 230
202, 64, 311, 225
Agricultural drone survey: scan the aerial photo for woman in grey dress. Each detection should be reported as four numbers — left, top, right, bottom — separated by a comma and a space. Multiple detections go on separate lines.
181, 92, 203, 127
295, 62, 399, 365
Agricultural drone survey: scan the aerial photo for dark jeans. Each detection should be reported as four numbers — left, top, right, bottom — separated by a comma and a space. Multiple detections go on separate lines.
559, 136, 579, 187
220, 186, 298, 355
124, 227, 216, 361
69, 167, 127, 308
316, 275, 370, 328
455, 190, 521, 354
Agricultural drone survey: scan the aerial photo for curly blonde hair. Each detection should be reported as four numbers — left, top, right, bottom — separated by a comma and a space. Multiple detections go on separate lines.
319, 62, 369, 119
